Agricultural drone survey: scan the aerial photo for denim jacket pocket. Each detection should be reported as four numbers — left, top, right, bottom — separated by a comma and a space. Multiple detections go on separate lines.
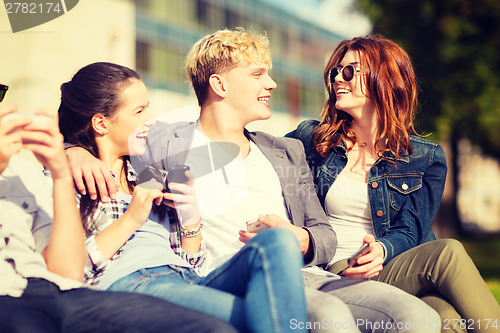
386, 174, 422, 210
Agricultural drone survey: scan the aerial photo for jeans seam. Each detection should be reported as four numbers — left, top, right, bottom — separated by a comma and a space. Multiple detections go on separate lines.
256, 243, 281, 333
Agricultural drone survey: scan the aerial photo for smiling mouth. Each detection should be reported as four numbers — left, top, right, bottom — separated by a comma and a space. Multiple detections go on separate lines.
258, 96, 270, 103
136, 132, 148, 140
336, 88, 350, 95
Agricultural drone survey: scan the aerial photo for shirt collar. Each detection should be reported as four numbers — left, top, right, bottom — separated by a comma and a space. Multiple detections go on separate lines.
333, 140, 410, 163
109, 159, 140, 183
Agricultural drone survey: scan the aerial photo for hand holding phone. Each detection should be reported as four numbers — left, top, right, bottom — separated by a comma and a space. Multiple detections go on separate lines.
1, 112, 52, 126
158, 165, 190, 205
166, 165, 190, 191
347, 243, 370, 268
164, 165, 199, 227
246, 218, 270, 233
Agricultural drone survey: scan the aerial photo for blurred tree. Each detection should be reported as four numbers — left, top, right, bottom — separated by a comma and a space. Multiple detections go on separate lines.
354, 0, 500, 235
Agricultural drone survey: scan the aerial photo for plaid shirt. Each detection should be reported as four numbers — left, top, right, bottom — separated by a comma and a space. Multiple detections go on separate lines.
83, 161, 205, 286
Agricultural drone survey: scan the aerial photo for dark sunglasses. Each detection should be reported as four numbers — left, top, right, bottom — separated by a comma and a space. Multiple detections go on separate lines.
329, 65, 361, 84
0, 84, 7, 102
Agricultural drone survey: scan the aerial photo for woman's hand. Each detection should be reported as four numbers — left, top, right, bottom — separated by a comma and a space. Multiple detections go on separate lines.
343, 234, 385, 279
238, 214, 311, 256
162, 170, 201, 227
93, 180, 164, 261
123, 180, 164, 229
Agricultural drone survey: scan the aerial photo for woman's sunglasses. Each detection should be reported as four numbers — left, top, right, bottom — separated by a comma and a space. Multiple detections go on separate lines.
329, 65, 361, 84
0, 84, 8, 102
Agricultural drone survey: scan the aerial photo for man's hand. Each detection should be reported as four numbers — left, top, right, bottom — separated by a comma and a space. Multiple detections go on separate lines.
238, 214, 311, 256
0, 106, 31, 173
343, 234, 384, 279
65, 146, 118, 202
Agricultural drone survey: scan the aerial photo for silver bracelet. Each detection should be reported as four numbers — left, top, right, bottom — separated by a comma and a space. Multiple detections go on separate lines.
180, 217, 204, 238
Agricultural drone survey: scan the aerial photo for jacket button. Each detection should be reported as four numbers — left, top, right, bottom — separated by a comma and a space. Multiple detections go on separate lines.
376, 210, 384, 217
371, 182, 378, 189
402, 183, 408, 190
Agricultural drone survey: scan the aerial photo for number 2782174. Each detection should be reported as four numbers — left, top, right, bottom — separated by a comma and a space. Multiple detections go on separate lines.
6, 2, 62, 14
443, 319, 498, 331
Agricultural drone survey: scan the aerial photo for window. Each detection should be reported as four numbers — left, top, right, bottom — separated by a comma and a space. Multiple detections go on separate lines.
196, 0, 209, 25
136, 40, 150, 72
224, 7, 241, 29
134, 0, 150, 10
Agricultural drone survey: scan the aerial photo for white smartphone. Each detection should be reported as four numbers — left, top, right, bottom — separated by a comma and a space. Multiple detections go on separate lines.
347, 243, 370, 267
2, 112, 52, 126
246, 218, 270, 233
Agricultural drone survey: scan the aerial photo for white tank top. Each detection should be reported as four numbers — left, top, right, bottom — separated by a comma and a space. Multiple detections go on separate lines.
324, 173, 374, 266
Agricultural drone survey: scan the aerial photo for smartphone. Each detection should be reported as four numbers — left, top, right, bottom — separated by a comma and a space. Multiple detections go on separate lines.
347, 243, 370, 267
164, 165, 190, 202
246, 218, 270, 233
2, 112, 52, 126
166, 165, 189, 185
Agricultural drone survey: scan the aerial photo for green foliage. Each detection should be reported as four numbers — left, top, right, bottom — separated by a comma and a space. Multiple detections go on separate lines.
355, 0, 500, 157
462, 237, 500, 303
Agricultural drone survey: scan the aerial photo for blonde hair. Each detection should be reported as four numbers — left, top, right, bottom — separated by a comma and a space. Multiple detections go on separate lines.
186, 28, 271, 106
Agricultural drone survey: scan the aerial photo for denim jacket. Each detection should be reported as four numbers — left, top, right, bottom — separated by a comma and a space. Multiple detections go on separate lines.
286, 120, 447, 264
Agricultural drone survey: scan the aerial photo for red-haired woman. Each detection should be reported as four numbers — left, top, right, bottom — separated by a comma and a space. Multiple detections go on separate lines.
288, 35, 500, 332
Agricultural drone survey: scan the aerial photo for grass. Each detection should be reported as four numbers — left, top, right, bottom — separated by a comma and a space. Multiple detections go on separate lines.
485, 280, 500, 304
461, 236, 500, 304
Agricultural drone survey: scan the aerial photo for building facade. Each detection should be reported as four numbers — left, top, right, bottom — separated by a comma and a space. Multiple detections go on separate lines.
132, 0, 344, 133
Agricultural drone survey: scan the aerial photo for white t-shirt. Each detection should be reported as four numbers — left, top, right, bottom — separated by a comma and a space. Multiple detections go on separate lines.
324, 173, 374, 266
189, 130, 288, 276
0, 155, 82, 297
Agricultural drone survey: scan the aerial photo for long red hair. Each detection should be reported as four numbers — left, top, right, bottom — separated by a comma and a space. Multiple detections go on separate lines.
313, 35, 419, 161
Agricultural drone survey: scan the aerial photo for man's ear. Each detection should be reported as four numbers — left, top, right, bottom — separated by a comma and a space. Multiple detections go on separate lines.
208, 74, 226, 99
91, 114, 108, 136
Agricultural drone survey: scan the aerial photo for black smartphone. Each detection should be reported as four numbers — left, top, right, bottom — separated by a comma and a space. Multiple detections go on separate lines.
347, 243, 370, 267
163, 165, 190, 202
166, 165, 190, 189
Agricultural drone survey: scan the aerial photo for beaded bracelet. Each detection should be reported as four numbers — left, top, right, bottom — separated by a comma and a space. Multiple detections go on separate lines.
180, 218, 204, 238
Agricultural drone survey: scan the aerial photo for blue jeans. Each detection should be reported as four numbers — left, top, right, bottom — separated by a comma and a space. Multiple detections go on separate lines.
304, 272, 441, 333
108, 228, 308, 333
0, 278, 236, 333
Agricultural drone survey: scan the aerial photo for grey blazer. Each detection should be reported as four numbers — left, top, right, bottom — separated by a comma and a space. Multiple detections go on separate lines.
137, 121, 337, 267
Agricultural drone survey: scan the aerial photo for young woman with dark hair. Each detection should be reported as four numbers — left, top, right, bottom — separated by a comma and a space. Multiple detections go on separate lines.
287, 35, 500, 332
59, 62, 308, 333
59, 62, 143, 234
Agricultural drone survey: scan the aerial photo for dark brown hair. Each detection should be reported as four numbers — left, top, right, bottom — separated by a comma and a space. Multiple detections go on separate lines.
58, 62, 140, 235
